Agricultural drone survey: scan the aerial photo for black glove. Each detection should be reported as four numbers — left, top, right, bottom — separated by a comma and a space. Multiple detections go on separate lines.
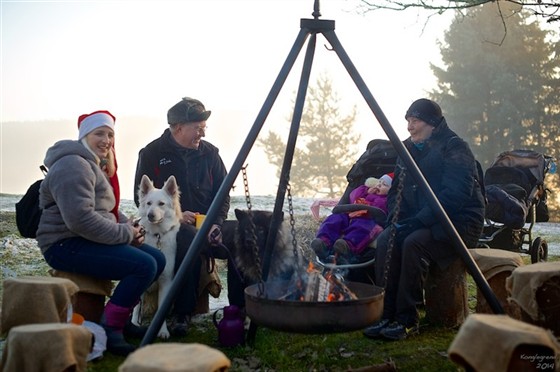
394, 217, 423, 244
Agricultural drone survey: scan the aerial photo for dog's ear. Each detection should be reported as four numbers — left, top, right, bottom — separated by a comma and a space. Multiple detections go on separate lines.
234, 208, 247, 222
163, 175, 180, 197
139, 175, 154, 199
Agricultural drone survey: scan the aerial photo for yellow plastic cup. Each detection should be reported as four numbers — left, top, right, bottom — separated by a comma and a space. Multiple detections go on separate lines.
195, 214, 206, 229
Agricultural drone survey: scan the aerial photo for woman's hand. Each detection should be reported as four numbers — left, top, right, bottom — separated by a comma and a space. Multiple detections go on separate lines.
130, 222, 146, 247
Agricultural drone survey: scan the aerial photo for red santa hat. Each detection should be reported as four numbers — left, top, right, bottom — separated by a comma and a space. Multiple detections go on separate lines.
78, 110, 115, 140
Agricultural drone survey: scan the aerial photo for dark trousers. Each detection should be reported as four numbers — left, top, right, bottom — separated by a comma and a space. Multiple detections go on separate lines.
374, 228, 456, 326
173, 224, 247, 315
172, 225, 203, 318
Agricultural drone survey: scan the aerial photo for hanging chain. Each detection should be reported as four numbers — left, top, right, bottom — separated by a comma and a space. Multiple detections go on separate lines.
381, 164, 406, 288
242, 164, 252, 211
286, 182, 300, 263
242, 165, 265, 295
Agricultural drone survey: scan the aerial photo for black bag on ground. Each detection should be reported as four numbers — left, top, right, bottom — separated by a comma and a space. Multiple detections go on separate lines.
15, 165, 53, 238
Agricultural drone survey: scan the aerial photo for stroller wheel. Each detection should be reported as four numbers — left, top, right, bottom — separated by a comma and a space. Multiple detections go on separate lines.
530, 237, 548, 264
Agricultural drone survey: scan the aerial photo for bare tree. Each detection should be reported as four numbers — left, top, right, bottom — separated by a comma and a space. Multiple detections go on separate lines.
358, 0, 560, 23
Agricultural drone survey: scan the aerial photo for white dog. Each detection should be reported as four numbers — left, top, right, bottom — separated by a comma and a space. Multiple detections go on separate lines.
132, 174, 182, 339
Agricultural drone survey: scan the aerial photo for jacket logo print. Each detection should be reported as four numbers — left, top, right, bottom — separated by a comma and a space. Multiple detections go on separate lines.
159, 158, 172, 166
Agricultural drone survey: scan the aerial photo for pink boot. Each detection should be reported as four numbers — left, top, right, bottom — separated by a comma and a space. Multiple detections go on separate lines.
101, 302, 137, 356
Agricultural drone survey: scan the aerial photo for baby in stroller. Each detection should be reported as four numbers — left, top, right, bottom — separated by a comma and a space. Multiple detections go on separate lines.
311, 173, 393, 264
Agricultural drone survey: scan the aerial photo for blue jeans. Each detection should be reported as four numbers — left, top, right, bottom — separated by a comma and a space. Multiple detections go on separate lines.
43, 237, 166, 308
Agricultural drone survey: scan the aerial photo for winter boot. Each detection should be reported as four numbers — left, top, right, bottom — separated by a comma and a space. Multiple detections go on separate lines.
101, 302, 137, 356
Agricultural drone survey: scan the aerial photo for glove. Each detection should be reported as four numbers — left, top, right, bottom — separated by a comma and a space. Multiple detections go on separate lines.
394, 217, 423, 244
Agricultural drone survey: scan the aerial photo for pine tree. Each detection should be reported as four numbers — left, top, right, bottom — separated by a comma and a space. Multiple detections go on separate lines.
430, 2, 560, 210
258, 74, 360, 198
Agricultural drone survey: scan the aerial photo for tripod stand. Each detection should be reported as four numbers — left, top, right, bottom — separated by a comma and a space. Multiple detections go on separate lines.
140, 0, 503, 347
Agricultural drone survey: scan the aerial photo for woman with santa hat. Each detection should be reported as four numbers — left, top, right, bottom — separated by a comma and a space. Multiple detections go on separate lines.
36, 110, 166, 356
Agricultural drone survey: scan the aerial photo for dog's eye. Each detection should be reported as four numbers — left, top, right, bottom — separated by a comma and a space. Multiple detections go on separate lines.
147, 201, 152, 206
159, 202, 165, 206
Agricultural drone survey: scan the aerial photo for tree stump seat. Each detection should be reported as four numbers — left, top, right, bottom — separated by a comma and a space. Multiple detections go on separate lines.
506, 261, 560, 336
1, 276, 79, 335
448, 314, 559, 372
50, 270, 113, 323
118, 343, 231, 372
470, 248, 524, 315
1, 323, 93, 372
424, 258, 468, 327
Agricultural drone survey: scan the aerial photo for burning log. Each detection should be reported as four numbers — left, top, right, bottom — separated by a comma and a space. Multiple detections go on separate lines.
304, 271, 330, 302
283, 261, 358, 302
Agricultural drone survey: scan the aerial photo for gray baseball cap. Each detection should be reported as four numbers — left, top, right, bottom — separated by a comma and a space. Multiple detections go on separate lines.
167, 97, 211, 124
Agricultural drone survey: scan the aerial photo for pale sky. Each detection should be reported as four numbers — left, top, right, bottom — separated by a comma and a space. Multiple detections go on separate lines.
1, 0, 452, 199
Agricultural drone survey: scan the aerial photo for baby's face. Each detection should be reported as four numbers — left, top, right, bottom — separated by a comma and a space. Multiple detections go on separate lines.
368, 180, 390, 195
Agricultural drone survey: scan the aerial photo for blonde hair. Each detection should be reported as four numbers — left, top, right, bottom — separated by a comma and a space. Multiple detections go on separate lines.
105, 148, 116, 177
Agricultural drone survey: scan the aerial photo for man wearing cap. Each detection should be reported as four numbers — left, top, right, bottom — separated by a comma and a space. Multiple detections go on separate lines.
363, 98, 485, 341
134, 97, 231, 336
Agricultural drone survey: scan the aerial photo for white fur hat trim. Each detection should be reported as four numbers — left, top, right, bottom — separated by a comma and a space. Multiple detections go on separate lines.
78, 112, 115, 140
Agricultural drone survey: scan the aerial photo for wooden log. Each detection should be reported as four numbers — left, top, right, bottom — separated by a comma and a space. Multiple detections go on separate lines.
476, 271, 512, 315
424, 258, 468, 327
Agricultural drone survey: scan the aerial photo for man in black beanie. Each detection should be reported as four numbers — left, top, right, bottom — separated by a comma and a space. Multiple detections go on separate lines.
363, 98, 485, 341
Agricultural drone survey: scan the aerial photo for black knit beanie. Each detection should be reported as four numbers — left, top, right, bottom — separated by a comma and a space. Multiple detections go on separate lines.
405, 98, 443, 127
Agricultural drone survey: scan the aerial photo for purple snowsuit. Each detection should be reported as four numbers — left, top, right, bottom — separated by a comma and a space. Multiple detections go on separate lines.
316, 185, 388, 255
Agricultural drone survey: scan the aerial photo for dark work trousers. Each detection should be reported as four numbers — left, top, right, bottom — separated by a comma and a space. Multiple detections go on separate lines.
173, 224, 203, 318
219, 219, 247, 309
227, 258, 246, 308
374, 227, 456, 327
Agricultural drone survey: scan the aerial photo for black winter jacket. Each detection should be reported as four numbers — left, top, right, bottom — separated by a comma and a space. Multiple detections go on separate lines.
134, 129, 230, 226
388, 119, 485, 247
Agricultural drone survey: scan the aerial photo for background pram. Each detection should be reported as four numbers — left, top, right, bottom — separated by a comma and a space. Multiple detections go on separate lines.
478, 149, 556, 263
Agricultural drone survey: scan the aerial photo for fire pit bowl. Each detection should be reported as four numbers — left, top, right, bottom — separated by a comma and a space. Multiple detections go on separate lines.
244, 280, 384, 333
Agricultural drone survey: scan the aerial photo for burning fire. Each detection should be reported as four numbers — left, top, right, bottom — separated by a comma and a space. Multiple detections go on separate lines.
288, 261, 358, 302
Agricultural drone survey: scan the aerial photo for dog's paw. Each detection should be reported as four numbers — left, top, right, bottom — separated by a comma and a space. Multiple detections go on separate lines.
158, 324, 171, 340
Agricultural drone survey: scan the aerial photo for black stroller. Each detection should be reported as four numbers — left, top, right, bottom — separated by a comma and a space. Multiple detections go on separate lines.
313, 139, 397, 282
478, 149, 556, 263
